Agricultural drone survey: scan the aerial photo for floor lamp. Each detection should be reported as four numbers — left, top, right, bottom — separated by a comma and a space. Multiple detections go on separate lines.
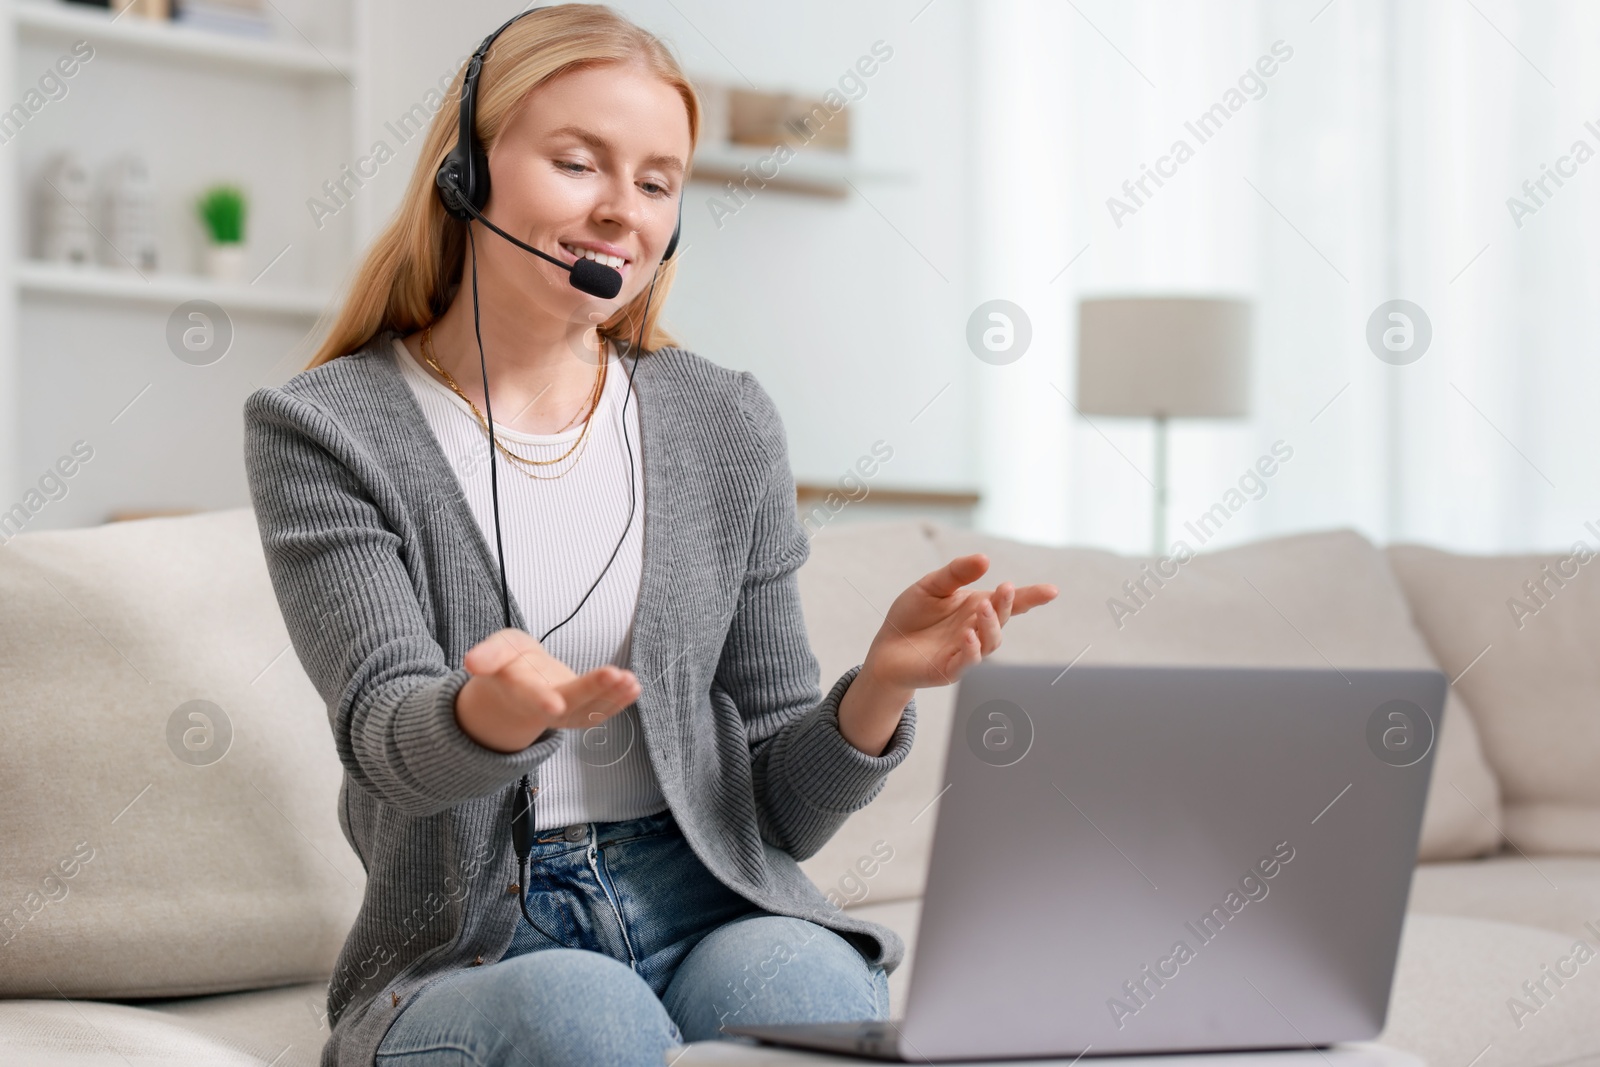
1075, 296, 1253, 556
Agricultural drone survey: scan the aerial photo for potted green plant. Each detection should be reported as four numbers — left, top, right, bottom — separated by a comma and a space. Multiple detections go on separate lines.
196, 184, 247, 283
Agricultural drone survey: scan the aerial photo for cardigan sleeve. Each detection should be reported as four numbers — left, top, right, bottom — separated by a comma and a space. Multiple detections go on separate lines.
720, 370, 916, 861
243, 384, 562, 819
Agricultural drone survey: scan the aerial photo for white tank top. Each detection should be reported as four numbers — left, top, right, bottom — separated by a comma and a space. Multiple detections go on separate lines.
392, 334, 667, 830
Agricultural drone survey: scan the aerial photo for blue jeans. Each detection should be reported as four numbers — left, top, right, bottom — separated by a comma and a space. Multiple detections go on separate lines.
374, 807, 890, 1065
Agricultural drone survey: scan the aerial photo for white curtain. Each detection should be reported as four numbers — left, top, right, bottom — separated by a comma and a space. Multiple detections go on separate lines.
972, 0, 1600, 555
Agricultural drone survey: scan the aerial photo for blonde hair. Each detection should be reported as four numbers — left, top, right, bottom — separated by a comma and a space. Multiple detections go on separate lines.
303, 4, 699, 371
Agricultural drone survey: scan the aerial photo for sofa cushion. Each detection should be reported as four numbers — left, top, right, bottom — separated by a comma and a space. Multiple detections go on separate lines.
794, 520, 954, 908
1408, 855, 1600, 942
922, 525, 1503, 863
1380, 914, 1600, 1067
1387, 543, 1600, 856
0, 509, 363, 998
0, 981, 327, 1067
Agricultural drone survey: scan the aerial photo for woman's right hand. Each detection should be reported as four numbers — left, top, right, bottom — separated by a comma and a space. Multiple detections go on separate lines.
453, 628, 641, 754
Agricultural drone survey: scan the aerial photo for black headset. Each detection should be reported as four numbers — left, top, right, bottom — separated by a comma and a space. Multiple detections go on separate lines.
432, 5, 684, 949
435, 8, 682, 265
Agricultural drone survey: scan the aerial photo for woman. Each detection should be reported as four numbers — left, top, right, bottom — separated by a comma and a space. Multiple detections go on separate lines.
244, 6, 1056, 1065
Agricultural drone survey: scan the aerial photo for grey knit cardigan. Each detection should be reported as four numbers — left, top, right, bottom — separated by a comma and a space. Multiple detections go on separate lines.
241, 329, 918, 1067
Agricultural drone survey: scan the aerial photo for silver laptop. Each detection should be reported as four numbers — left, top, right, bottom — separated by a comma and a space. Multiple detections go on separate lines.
727, 661, 1446, 1061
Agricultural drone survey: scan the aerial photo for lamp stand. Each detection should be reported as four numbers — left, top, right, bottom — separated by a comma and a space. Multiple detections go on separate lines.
1152, 413, 1168, 556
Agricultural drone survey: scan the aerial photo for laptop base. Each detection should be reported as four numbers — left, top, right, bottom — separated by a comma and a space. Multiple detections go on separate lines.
713, 1025, 1420, 1066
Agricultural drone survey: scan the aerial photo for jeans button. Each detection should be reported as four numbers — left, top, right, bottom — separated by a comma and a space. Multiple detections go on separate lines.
564, 823, 586, 842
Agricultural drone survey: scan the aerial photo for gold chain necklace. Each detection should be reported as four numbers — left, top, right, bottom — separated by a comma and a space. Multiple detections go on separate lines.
420, 326, 608, 480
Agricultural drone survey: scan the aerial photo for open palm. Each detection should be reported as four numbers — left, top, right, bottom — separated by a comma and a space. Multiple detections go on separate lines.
863, 553, 1058, 691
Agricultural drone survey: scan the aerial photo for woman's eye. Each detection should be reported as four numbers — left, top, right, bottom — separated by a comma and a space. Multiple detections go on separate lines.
555, 160, 669, 196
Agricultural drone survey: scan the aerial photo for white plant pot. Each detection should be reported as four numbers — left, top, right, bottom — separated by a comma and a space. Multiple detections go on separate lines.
204, 243, 246, 284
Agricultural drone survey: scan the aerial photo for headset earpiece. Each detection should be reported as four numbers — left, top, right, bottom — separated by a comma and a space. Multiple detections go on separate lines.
436, 48, 491, 222
435, 155, 472, 221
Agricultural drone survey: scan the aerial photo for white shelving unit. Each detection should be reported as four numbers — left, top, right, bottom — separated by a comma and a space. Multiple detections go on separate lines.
14, 1, 355, 79
1, 0, 363, 526
16, 259, 331, 317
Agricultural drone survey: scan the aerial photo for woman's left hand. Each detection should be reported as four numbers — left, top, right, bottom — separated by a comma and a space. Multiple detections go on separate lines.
863, 553, 1059, 691
836, 553, 1058, 757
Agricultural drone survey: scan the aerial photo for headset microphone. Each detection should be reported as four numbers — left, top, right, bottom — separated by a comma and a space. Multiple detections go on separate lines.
569, 257, 624, 300
436, 185, 626, 300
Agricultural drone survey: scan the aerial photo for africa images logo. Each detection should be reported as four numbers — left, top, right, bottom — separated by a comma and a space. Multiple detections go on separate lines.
965, 698, 1034, 767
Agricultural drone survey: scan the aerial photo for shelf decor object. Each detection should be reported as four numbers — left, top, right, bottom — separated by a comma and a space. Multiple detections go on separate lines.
728, 86, 850, 153
1075, 295, 1254, 555
36, 151, 94, 266
196, 183, 247, 283
172, 0, 275, 39
686, 74, 912, 198
111, 0, 172, 17
99, 152, 159, 273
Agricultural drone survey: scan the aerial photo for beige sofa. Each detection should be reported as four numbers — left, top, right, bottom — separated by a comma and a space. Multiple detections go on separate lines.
2, 509, 1597, 1067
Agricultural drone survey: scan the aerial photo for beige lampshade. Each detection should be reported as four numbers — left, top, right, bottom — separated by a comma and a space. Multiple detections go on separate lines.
1075, 296, 1253, 418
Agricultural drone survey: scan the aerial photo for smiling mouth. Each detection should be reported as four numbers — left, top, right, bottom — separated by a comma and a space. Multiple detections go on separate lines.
559, 242, 629, 271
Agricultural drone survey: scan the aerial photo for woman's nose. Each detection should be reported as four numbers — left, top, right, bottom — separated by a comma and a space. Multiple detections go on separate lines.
594, 183, 654, 242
